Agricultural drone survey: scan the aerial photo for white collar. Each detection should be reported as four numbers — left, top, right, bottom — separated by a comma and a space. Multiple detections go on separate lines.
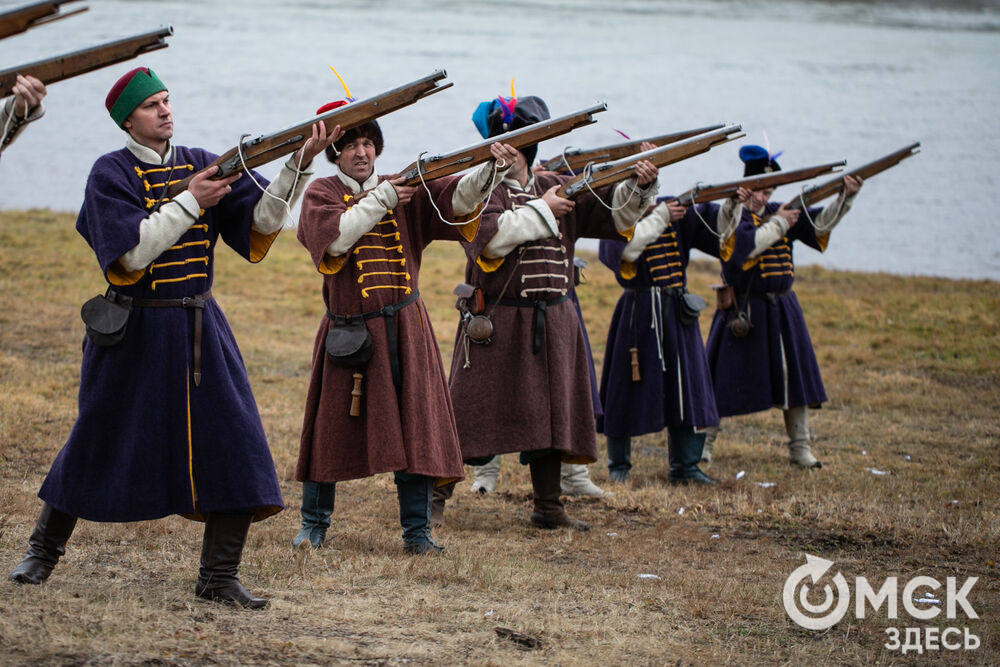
125, 135, 172, 165
336, 168, 379, 193
503, 171, 535, 193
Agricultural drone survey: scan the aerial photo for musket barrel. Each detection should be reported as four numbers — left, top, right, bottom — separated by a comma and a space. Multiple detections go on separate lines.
0, 26, 173, 93
0, 0, 87, 40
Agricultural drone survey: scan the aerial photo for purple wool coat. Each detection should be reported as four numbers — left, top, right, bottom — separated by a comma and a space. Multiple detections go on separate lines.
705, 201, 830, 416
39, 145, 284, 523
597, 202, 721, 438
448, 172, 629, 463
295, 174, 487, 483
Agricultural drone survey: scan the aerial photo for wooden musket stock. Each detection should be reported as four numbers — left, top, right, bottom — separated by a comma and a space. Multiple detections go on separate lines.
539, 123, 727, 174
164, 70, 453, 199
0, 26, 173, 94
556, 124, 744, 199
390, 102, 607, 187
0, 0, 87, 40
673, 160, 847, 206
785, 142, 920, 210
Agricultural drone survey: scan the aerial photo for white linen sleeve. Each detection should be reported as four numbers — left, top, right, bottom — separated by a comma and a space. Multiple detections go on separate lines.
611, 176, 659, 233
451, 161, 510, 216
621, 201, 670, 263
251, 157, 315, 234
482, 199, 559, 259
747, 215, 791, 259
809, 190, 857, 234
717, 198, 742, 241
1, 97, 44, 149
117, 191, 202, 272
325, 180, 398, 257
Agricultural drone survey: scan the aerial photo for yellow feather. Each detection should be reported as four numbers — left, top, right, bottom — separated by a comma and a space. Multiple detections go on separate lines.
329, 65, 353, 100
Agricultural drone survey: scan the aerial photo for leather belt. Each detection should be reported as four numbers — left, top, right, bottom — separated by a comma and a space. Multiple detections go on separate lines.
327, 289, 420, 389
489, 292, 571, 355
114, 289, 212, 387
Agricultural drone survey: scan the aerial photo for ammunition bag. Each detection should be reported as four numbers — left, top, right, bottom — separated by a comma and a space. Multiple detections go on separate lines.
324, 318, 374, 368
679, 292, 707, 327
81, 289, 133, 347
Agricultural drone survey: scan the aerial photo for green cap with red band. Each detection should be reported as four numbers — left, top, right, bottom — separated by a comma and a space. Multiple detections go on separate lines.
105, 67, 167, 128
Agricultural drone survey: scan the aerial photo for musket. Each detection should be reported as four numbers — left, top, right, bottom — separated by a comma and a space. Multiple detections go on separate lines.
673, 160, 847, 206
0, 26, 173, 95
164, 70, 453, 199
785, 142, 920, 210
0, 0, 86, 40
556, 124, 745, 199
391, 102, 607, 186
539, 123, 726, 174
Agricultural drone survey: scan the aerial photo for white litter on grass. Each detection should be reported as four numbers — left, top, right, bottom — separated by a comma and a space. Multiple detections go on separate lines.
951, 500, 959, 505
756, 482, 776, 488
862, 450, 868, 456
736, 470, 746, 480
677, 507, 685, 515
914, 598, 941, 605
903, 455, 912, 461
866, 468, 891, 476
606, 532, 618, 537
637, 574, 660, 580
710, 534, 720, 540
484, 609, 494, 617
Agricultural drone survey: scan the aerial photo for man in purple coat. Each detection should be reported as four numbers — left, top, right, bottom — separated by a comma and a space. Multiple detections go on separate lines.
7, 67, 335, 608
704, 145, 861, 468
598, 196, 723, 484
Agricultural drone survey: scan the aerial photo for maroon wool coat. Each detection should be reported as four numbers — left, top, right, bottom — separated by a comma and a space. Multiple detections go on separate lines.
448, 172, 630, 463
296, 173, 491, 483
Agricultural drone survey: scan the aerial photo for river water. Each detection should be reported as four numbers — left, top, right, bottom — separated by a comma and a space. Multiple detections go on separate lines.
1, 0, 998, 280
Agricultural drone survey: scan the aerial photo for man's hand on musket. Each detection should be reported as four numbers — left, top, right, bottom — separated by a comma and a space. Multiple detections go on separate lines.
542, 185, 575, 218
389, 176, 418, 207
666, 201, 687, 222
11, 75, 45, 117
843, 174, 863, 196
731, 186, 752, 205
633, 159, 658, 187
188, 166, 242, 209
776, 202, 801, 228
292, 122, 342, 169
490, 142, 518, 170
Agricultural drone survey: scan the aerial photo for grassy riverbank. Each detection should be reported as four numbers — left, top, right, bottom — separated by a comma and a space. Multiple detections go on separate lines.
1, 209, 997, 665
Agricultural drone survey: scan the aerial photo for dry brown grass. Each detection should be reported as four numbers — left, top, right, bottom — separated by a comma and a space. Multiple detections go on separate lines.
1, 210, 997, 665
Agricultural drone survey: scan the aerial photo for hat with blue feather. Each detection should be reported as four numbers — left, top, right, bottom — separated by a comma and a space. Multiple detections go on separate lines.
472, 80, 549, 166
739, 143, 782, 177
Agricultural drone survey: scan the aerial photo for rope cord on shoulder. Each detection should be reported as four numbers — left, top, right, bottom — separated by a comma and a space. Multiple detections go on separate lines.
415, 152, 503, 227
236, 133, 311, 227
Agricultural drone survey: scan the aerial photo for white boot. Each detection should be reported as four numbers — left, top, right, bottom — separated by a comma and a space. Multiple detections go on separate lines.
560, 464, 606, 497
701, 426, 719, 464
784, 406, 821, 469
469, 456, 501, 494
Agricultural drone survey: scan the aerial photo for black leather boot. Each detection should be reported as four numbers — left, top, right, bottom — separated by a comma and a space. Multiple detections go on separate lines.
606, 435, 632, 483
667, 426, 719, 485
395, 473, 444, 555
195, 512, 268, 609
529, 452, 589, 531
8, 503, 77, 584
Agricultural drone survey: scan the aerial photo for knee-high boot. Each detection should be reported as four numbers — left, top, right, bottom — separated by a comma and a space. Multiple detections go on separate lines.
291, 481, 336, 549
529, 452, 589, 531
195, 512, 268, 609
8, 503, 77, 584
667, 426, 719, 485
606, 435, 632, 483
395, 473, 443, 555
431, 480, 455, 528
469, 455, 501, 494
785, 406, 822, 468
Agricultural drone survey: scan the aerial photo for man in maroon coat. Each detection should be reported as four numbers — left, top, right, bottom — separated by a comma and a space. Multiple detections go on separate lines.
442, 95, 659, 530
295, 103, 517, 554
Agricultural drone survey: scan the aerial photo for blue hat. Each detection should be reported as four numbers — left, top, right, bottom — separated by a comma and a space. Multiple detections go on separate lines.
472, 95, 550, 165
739, 144, 781, 176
